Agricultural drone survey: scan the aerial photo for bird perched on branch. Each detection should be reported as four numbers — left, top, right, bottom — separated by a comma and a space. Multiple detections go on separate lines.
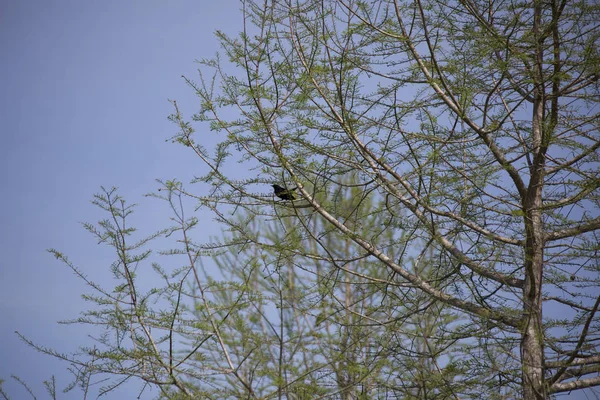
271, 184, 297, 200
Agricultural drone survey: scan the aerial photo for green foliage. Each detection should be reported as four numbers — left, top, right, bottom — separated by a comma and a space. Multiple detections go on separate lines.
8, 0, 600, 398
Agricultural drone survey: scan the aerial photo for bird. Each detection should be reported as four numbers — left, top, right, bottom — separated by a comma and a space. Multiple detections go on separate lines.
271, 184, 297, 200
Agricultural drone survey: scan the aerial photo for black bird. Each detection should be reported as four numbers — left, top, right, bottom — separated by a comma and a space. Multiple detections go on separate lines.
271, 184, 297, 200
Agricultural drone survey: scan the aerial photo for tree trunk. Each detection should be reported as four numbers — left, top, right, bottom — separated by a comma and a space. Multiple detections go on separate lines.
521, 15, 548, 392
520, 0, 550, 396
521, 207, 546, 399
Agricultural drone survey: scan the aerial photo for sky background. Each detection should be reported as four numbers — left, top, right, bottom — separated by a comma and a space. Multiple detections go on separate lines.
0, 1, 596, 400
0, 1, 238, 398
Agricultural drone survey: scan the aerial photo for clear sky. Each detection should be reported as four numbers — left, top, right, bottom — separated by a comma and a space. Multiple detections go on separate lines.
0, 1, 237, 398
1, 2, 595, 400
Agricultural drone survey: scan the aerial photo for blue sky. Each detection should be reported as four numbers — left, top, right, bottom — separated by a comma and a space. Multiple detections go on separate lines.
0, 1, 237, 398
1, 1, 596, 400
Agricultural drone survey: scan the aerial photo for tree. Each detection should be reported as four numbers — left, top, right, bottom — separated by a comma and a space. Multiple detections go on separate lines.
5, 0, 599, 398
11, 181, 465, 399
169, 0, 600, 398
